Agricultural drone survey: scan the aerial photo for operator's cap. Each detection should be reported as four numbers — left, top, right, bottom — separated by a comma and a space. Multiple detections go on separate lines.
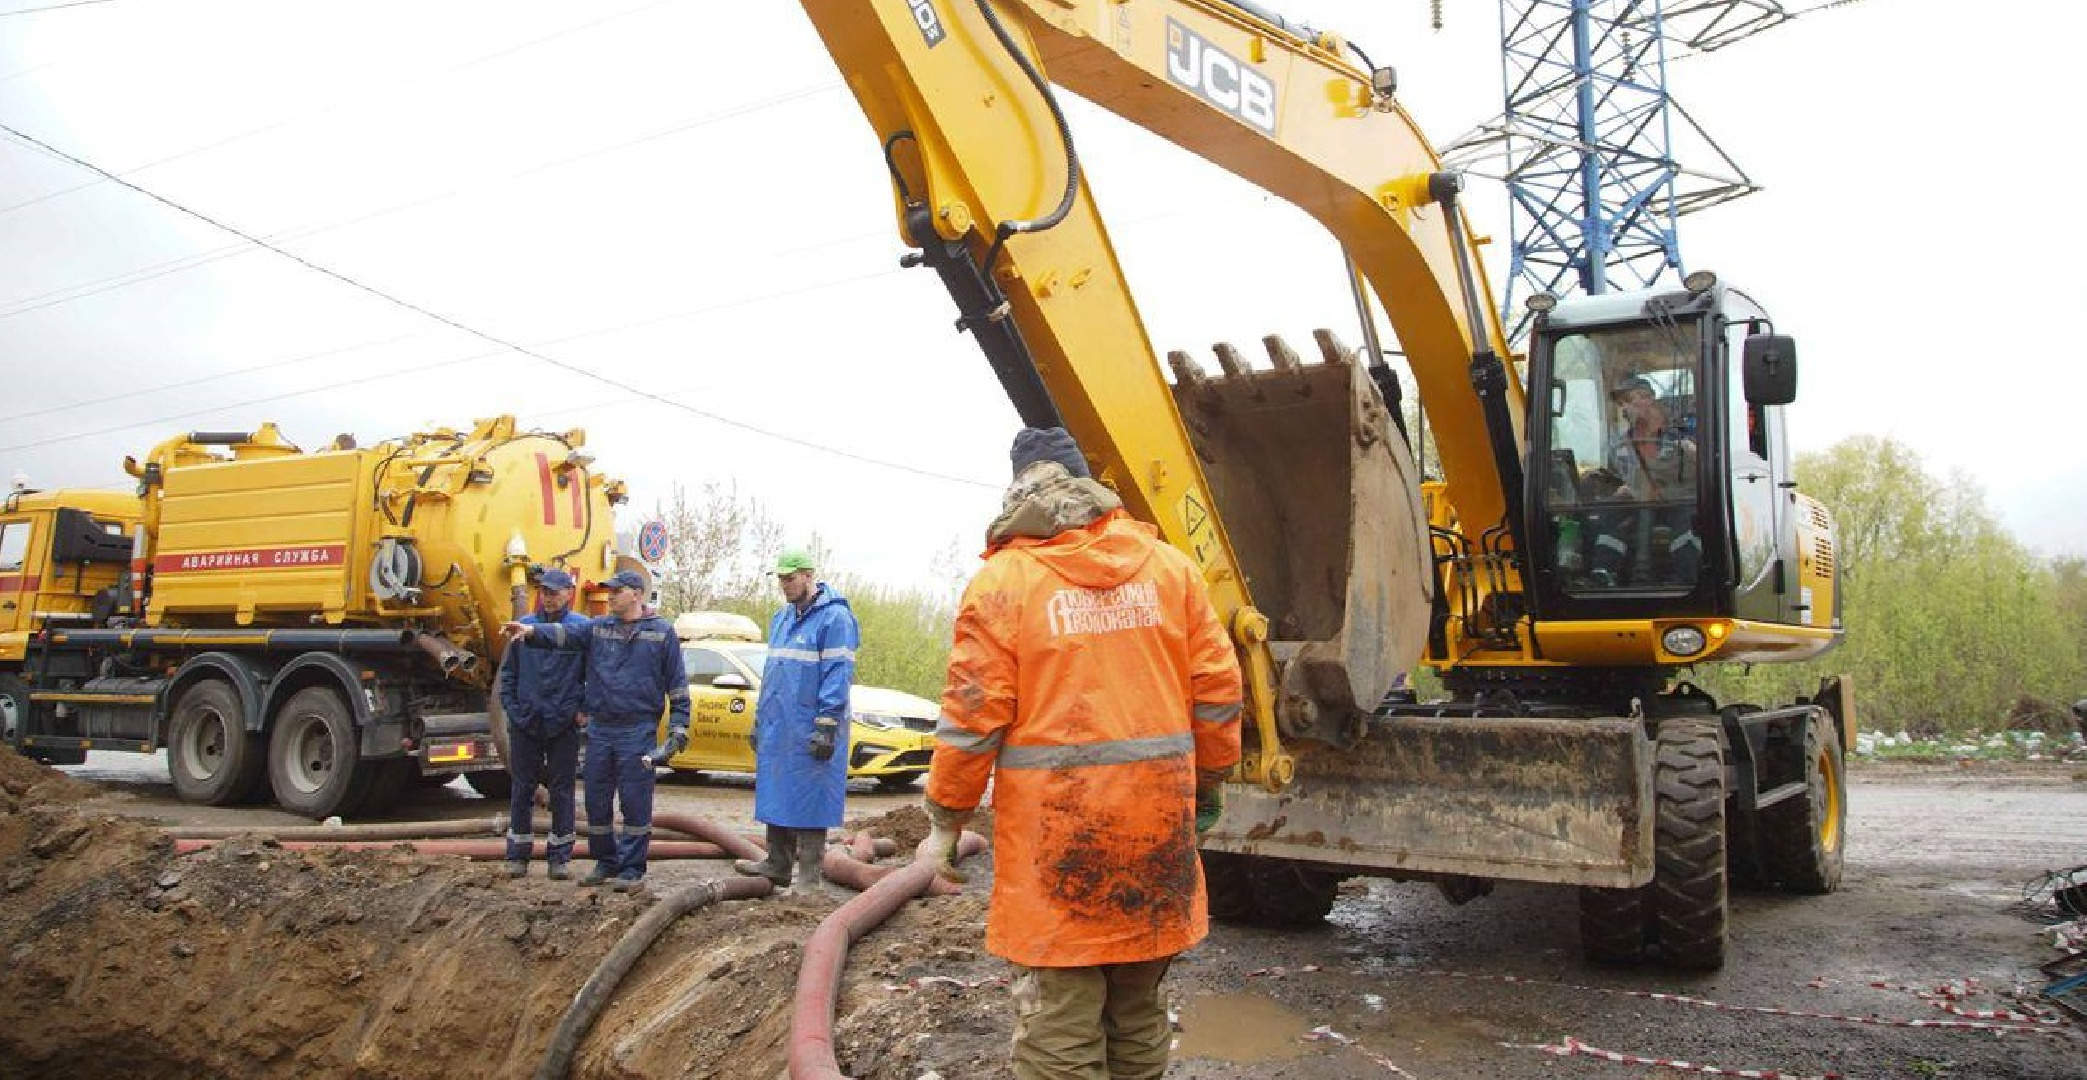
536, 567, 575, 590
1610, 374, 1656, 401
1009, 426, 1090, 479
605, 569, 648, 592
775, 548, 816, 576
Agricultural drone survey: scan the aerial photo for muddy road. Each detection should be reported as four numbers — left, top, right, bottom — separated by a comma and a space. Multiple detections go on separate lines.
5, 752, 2084, 1079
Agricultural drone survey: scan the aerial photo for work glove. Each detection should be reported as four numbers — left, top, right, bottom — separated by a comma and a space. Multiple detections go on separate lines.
808, 716, 839, 762
923, 798, 973, 883
1194, 771, 1227, 836
650, 727, 688, 764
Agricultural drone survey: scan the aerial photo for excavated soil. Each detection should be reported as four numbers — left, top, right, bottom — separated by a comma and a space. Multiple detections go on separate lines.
6, 745, 2085, 1080
0, 747, 1013, 1079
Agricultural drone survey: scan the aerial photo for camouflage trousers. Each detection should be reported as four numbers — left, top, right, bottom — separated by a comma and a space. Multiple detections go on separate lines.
1009, 957, 1174, 1080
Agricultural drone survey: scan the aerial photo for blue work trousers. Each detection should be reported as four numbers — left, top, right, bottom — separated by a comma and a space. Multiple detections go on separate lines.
583, 720, 658, 880
504, 722, 579, 864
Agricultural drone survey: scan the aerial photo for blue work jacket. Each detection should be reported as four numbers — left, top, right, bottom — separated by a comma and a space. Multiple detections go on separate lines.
754, 583, 859, 827
525, 612, 690, 727
497, 608, 590, 736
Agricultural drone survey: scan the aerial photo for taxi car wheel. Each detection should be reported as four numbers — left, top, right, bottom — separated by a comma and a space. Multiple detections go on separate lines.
873, 772, 923, 792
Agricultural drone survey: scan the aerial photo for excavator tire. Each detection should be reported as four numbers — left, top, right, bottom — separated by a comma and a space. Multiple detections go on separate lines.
1761, 712, 1846, 895
1577, 885, 1649, 966
1650, 717, 1727, 970
1200, 851, 1340, 927
1201, 850, 1256, 923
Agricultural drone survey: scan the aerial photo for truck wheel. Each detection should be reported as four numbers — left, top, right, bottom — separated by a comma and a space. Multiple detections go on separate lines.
465, 769, 513, 799
168, 680, 265, 806
1577, 885, 1649, 965
268, 686, 366, 819
1761, 713, 1845, 894
1650, 717, 1727, 970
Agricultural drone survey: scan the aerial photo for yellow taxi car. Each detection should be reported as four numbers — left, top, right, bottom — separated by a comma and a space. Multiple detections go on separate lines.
656, 611, 938, 790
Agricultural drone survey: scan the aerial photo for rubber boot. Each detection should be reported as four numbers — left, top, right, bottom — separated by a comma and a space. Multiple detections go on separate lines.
790, 828, 829, 897
734, 825, 795, 887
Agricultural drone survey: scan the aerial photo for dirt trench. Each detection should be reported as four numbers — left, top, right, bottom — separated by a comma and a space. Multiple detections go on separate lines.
0, 747, 1013, 1079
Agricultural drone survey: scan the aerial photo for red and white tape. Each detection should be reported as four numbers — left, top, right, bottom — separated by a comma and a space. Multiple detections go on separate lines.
1301, 1024, 1416, 1076
1419, 970, 2073, 1038
1506, 1035, 1845, 1079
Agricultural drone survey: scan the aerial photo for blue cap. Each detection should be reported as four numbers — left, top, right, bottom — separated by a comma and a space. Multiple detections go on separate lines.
605, 569, 648, 592
1010, 426, 1090, 479
536, 567, 575, 590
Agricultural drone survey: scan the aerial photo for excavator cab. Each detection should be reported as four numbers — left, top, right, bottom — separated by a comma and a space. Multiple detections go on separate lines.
1522, 274, 1813, 634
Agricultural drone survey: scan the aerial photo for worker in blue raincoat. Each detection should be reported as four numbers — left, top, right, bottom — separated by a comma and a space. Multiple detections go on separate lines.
732, 549, 859, 896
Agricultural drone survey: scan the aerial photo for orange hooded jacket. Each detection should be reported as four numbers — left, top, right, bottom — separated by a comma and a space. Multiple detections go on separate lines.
928, 509, 1243, 968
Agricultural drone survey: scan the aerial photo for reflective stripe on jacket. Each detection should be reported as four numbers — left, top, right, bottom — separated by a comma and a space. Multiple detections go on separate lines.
497, 609, 590, 736
526, 613, 689, 726
754, 582, 859, 827
928, 510, 1243, 968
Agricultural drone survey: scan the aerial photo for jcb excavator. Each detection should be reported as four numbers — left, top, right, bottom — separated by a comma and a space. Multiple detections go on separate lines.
799, 0, 1848, 969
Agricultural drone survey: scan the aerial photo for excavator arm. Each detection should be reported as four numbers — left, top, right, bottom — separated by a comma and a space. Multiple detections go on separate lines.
800, 0, 1524, 785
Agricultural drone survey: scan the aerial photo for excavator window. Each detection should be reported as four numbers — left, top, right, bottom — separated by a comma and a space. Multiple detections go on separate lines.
1543, 324, 1706, 592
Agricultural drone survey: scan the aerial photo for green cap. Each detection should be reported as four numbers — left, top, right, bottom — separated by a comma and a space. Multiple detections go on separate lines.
775, 548, 816, 575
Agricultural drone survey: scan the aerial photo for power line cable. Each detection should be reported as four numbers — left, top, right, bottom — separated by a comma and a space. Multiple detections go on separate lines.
0, 0, 129, 17
0, 80, 843, 321
0, 0, 686, 218
0, 120, 995, 488
0, 331, 424, 424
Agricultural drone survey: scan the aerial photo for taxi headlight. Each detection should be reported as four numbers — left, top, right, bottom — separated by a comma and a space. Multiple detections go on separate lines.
1661, 625, 1708, 657
854, 712, 900, 731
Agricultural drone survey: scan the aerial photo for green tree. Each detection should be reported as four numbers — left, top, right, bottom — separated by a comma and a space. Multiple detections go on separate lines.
1702, 436, 2084, 735
649, 481, 781, 615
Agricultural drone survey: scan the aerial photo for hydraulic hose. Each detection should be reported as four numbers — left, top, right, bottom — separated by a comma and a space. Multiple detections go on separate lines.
534, 874, 775, 1080
788, 832, 988, 1080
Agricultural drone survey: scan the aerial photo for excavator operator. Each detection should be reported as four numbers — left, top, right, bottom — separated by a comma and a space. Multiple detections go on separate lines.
1586, 374, 1702, 588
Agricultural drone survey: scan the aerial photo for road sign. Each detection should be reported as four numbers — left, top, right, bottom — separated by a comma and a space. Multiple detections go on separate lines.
636, 520, 669, 563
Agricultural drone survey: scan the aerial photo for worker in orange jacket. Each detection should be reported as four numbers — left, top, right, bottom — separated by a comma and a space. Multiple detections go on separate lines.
924, 426, 1244, 1080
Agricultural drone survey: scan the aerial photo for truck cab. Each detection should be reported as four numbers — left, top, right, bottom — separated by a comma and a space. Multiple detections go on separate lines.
0, 489, 138, 764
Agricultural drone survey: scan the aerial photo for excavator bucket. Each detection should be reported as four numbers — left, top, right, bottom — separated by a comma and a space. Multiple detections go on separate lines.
1167, 330, 1432, 747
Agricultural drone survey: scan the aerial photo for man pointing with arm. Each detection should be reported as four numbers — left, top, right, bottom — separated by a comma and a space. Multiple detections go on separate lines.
503, 569, 688, 893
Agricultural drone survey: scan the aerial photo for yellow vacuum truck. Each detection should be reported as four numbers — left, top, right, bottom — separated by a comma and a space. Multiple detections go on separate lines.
0, 415, 627, 819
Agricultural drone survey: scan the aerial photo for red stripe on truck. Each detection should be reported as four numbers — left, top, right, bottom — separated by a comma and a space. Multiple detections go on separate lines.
151, 545, 346, 573
536, 451, 557, 526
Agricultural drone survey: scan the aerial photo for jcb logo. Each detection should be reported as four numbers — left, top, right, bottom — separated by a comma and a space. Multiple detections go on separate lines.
1165, 18, 1276, 135
909, 0, 946, 47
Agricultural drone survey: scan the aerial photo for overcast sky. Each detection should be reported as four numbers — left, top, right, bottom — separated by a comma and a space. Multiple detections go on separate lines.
1, 0, 2079, 594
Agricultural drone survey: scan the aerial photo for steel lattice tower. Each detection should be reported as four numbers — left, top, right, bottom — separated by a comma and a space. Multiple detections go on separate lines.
1442, 1, 1789, 337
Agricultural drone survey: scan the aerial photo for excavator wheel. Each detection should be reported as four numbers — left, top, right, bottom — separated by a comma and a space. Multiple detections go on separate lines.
1200, 850, 1341, 927
1649, 717, 1728, 970
1760, 711, 1846, 895
1577, 885, 1649, 966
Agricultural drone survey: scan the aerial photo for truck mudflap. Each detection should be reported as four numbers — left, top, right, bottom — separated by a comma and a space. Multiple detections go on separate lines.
1202, 714, 1657, 888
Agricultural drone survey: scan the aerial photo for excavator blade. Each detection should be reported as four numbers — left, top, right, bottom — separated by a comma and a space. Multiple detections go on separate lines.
1202, 713, 1658, 888
1167, 331, 1432, 747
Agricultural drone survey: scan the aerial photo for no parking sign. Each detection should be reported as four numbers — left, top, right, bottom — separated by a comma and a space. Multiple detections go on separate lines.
636, 519, 669, 563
